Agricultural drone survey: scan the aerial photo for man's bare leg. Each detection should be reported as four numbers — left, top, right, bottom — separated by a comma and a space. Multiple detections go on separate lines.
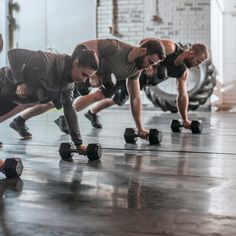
91, 98, 116, 114
0, 104, 31, 123
73, 89, 105, 112
20, 102, 54, 120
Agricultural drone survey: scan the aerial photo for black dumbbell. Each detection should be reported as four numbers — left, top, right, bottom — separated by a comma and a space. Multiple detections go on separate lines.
124, 128, 162, 145
59, 142, 102, 161
170, 119, 203, 134
0, 158, 24, 179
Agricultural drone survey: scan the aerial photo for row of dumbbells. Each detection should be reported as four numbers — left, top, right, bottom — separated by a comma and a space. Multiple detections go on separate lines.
58, 119, 203, 162
0, 119, 203, 178
123, 119, 202, 144
0, 142, 101, 179
57, 130, 161, 162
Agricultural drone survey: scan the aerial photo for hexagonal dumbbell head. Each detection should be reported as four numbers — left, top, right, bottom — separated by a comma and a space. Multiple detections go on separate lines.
170, 120, 182, 133
59, 142, 74, 160
86, 143, 102, 161
190, 120, 203, 134
124, 128, 137, 144
149, 129, 162, 145
4, 158, 24, 179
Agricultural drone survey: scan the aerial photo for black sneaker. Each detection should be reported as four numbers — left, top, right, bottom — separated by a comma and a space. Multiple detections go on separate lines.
84, 110, 103, 129
54, 115, 69, 134
9, 118, 32, 139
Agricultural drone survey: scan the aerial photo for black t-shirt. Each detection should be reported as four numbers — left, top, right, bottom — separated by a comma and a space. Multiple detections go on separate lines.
162, 44, 187, 78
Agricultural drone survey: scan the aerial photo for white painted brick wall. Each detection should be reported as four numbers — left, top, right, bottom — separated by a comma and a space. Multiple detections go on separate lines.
97, 0, 236, 108
144, 0, 210, 46
98, 0, 210, 46
97, 0, 211, 105
97, 0, 144, 44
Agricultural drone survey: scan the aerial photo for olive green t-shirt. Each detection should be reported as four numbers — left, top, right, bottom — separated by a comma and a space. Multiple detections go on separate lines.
97, 39, 140, 81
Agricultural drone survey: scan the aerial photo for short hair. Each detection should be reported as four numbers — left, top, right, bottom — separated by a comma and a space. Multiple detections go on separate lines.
191, 43, 208, 59
73, 48, 99, 71
140, 40, 166, 60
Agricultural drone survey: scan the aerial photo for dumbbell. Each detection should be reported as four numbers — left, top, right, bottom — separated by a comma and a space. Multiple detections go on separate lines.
170, 120, 203, 134
0, 158, 24, 179
101, 73, 117, 89
59, 142, 102, 161
124, 128, 162, 145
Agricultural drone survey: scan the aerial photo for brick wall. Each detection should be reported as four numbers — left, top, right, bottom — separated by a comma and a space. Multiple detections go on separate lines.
97, 0, 210, 46
97, 0, 211, 106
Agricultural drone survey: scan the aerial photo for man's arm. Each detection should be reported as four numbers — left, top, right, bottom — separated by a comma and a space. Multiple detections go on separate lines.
127, 72, 148, 139
62, 85, 83, 146
176, 70, 191, 127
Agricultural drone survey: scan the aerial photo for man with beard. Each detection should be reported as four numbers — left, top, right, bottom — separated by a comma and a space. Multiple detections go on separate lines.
71, 38, 166, 139
80, 39, 208, 129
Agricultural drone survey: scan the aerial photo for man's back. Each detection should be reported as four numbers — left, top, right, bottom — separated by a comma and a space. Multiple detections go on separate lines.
73, 39, 139, 81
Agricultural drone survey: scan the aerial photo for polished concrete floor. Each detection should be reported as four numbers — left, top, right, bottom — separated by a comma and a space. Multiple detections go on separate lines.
0, 107, 236, 236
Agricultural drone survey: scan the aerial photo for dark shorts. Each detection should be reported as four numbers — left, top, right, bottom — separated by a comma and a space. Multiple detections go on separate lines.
0, 95, 17, 116
101, 80, 127, 98
101, 80, 129, 106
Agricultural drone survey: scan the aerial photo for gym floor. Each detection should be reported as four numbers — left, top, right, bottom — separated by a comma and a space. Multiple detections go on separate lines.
0, 107, 236, 236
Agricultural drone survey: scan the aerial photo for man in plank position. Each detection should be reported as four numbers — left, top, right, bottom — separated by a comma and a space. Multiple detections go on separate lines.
82, 39, 208, 129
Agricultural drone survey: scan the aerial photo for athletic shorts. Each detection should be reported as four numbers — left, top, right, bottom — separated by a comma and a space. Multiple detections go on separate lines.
101, 80, 128, 98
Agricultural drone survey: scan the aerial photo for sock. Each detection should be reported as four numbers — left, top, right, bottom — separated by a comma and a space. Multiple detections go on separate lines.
15, 115, 26, 124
